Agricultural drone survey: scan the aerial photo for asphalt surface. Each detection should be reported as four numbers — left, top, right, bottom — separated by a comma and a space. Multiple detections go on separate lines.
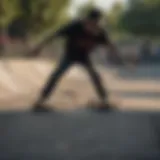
0, 111, 160, 160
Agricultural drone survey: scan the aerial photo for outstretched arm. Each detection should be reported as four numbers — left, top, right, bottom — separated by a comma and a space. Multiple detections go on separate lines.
28, 28, 66, 57
28, 33, 57, 57
107, 39, 123, 65
101, 30, 123, 65
106, 37, 136, 70
28, 21, 79, 57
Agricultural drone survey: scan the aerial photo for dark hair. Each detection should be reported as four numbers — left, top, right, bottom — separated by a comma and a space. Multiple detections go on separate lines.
87, 8, 102, 20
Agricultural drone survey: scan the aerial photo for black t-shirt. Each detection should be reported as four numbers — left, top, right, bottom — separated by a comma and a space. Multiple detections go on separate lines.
56, 20, 109, 60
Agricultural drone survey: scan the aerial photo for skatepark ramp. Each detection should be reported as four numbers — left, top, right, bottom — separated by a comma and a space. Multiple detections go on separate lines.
0, 59, 160, 111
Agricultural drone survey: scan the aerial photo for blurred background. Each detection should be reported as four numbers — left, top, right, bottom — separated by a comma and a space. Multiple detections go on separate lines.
0, 0, 160, 111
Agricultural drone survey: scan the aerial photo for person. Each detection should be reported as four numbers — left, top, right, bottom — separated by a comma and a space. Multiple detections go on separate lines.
139, 39, 152, 62
29, 8, 122, 112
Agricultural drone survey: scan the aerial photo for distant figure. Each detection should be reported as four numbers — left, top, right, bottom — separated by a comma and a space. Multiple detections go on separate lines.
155, 47, 160, 56
140, 39, 152, 61
29, 8, 123, 112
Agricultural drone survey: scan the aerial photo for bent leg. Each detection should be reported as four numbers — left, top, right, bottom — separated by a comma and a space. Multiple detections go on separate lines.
82, 60, 108, 101
35, 56, 73, 105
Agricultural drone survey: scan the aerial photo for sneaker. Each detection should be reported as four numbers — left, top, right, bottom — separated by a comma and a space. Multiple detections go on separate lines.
97, 102, 114, 112
88, 100, 116, 112
32, 103, 52, 113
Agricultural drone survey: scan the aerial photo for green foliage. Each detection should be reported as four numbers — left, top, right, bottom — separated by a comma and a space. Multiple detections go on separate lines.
30, 0, 70, 33
0, 0, 21, 27
120, 0, 160, 36
2, 0, 160, 37
1, 0, 70, 35
107, 2, 124, 32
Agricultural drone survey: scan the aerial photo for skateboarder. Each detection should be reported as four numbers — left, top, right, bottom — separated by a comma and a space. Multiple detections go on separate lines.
29, 8, 122, 112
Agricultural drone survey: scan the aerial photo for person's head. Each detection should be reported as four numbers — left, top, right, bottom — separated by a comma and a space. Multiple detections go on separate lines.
84, 8, 103, 30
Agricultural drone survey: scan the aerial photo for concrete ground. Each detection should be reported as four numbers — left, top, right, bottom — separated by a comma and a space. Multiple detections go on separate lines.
0, 59, 160, 112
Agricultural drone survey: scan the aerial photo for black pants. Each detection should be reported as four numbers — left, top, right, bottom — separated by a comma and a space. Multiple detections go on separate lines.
39, 55, 108, 102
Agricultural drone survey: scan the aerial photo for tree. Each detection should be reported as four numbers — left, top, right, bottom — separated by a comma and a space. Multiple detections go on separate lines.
120, 0, 160, 36
107, 1, 124, 32
6, 0, 71, 37
0, 0, 20, 28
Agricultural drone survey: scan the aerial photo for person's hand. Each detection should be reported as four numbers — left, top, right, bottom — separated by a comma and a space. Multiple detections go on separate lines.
119, 57, 137, 72
125, 61, 137, 71
115, 55, 124, 65
108, 54, 136, 72
108, 53, 124, 65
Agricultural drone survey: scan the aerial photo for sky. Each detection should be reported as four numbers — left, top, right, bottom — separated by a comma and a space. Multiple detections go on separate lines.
69, 0, 127, 16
